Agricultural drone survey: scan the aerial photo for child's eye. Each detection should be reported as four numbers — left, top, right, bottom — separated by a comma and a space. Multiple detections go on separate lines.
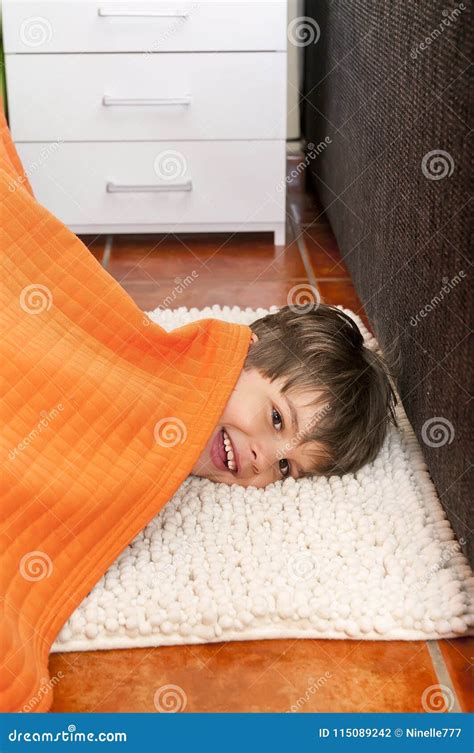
279, 458, 291, 478
272, 408, 291, 478
272, 407, 283, 431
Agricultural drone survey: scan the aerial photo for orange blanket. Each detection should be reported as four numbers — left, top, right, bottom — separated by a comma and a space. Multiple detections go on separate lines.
0, 110, 252, 712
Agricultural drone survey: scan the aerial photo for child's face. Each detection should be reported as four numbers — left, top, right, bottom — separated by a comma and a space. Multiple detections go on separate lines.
191, 334, 324, 488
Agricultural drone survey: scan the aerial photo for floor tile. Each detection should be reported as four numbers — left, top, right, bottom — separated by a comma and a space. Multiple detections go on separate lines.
118, 278, 312, 313
439, 638, 473, 712
289, 192, 327, 226
286, 153, 306, 193
77, 234, 105, 264
300, 225, 351, 279
49, 638, 439, 712
107, 230, 306, 283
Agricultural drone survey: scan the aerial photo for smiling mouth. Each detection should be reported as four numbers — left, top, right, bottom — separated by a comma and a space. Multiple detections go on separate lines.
222, 428, 238, 473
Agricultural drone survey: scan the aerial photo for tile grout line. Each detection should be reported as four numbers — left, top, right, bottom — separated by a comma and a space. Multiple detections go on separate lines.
288, 202, 320, 295
102, 234, 113, 269
426, 640, 462, 712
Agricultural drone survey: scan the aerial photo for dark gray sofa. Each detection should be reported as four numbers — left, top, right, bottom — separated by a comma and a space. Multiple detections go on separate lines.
302, 0, 473, 564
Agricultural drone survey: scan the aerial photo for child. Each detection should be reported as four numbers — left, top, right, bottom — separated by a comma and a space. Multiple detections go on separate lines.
192, 303, 399, 487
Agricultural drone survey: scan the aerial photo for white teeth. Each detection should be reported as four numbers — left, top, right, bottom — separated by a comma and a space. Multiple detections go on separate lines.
222, 430, 237, 471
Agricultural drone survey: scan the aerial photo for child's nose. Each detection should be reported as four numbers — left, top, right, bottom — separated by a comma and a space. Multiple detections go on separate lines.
251, 440, 284, 475
251, 448, 260, 475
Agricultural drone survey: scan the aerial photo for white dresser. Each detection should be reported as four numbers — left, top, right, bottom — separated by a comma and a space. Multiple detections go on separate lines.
3, 1, 288, 244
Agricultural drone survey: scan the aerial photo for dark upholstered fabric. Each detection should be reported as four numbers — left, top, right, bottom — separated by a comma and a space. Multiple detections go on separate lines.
302, 1, 473, 565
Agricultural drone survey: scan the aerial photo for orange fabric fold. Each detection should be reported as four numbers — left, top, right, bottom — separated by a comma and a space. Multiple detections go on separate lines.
0, 109, 252, 711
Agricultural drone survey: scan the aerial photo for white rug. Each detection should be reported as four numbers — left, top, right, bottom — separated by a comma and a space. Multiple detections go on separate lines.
51, 305, 474, 652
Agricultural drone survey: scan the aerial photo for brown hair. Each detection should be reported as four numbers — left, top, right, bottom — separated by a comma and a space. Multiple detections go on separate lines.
244, 303, 400, 476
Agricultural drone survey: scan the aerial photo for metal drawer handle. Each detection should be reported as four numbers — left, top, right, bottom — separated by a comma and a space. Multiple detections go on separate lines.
98, 8, 189, 18
102, 96, 192, 107
106, 181, 193, 193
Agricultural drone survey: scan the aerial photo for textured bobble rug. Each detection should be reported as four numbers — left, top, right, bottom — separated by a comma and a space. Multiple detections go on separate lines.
51, 305, 473, 652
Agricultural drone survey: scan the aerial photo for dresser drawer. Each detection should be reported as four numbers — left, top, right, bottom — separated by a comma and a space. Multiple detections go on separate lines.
16, 141, 286, 226
7, 53, 287, 142
3, 1, 287, 53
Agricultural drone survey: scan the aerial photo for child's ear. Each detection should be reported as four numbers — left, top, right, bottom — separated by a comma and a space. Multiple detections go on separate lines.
250, 332, 259, 345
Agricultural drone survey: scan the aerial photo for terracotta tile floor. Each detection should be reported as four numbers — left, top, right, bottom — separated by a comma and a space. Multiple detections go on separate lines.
49, 155, 472, 713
